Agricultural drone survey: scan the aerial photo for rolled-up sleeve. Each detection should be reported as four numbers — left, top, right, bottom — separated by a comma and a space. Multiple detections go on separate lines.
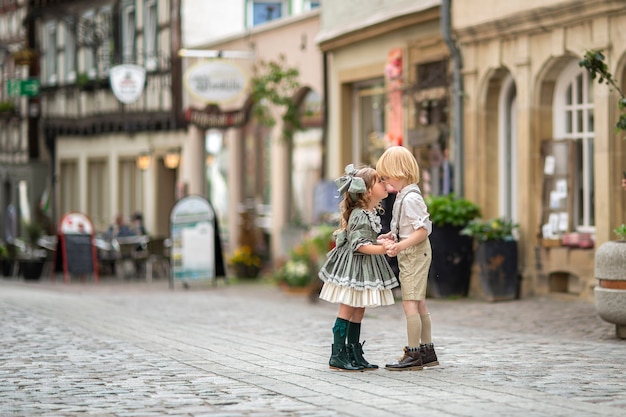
401, 194, 432, 237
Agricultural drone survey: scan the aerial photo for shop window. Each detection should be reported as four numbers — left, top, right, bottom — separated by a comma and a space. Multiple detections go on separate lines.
87, 159, 109, 230
59, 161, 79, 216
119, 159, 143, 222
553, 60, 595, 233
353, 79, 386, 167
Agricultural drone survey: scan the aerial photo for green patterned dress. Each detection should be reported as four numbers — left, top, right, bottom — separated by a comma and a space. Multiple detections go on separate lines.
318, 209, 399, 307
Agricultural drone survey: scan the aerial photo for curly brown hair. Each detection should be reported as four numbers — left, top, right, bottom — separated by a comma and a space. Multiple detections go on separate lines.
339, 166, 382, 230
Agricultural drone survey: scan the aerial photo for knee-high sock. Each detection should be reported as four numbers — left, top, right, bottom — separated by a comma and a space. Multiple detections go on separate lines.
347, 321, 361, 345
332, 317, 349, 346
407, 314, 422, 348
420, 313, 432, 344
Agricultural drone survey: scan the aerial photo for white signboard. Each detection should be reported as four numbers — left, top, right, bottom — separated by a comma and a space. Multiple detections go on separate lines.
109, 64, 146, 104
184, 60, 248, 104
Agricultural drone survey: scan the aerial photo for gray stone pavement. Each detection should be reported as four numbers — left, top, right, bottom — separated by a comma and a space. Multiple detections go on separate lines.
1, 276, 625, 417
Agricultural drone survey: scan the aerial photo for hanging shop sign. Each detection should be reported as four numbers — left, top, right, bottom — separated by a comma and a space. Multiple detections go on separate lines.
184, 60, 248, 104
184, 96, 254, 129
109, 64, 146, 104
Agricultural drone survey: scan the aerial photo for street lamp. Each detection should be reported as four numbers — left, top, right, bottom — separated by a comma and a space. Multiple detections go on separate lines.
163, 148, 181, 169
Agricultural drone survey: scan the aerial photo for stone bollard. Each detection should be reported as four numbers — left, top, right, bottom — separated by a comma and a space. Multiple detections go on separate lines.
594, 240, 626, 339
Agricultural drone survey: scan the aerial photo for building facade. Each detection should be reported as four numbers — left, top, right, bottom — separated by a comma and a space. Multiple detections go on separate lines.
31, 0, 185, 239
0, 0, 49, 242
319, 0, 626, 299
455, 0, 626, 298
180, 1, 323, 260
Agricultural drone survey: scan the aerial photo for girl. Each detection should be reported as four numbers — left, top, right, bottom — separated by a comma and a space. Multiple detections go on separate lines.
319, 164, 399, 371
376, 145, 439, 371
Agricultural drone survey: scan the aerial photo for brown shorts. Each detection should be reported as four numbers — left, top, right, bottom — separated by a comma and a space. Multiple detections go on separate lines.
398, 238, 432, 301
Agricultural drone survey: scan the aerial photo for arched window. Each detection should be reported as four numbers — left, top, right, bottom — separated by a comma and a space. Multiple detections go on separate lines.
553, 59, 595, 232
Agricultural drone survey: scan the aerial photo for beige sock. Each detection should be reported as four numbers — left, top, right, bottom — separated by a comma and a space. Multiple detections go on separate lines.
420, 313, 432, 344
406, 314, 422, 348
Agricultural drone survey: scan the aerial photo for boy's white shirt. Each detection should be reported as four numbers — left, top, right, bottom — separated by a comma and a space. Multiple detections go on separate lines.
390, 184, 432, 241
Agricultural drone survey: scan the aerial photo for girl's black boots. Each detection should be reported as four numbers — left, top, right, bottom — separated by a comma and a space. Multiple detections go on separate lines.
347, 341, 378, 370
329, 344, 363, 371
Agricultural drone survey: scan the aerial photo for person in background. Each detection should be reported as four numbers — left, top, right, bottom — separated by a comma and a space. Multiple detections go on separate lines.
318, 164, 399, 371
130, 212, 147, 236
108, 214, 133, 238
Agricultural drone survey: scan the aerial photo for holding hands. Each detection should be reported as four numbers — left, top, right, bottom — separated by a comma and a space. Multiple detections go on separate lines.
378, 233, 399, 257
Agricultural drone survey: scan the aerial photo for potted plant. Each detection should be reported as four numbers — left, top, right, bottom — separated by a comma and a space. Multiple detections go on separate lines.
462, 217, 520, 301
17, 221, 47, 280
594, 224, 626, 338
227, 245, 262, 279
425, 194, 481, 298
0, 243, 12, 277
274, 226, 334, 296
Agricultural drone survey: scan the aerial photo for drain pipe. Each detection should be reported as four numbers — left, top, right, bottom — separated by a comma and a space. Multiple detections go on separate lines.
441, 0, 464, 197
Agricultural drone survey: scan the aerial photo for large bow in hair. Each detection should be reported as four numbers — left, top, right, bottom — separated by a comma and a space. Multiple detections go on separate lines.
335, 164, 366, 198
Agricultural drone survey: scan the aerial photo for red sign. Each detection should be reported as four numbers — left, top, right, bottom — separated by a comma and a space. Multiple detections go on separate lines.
184, 96, 254, 129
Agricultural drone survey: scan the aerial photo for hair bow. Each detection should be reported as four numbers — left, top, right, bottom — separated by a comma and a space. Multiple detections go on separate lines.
335, 164, 366, 198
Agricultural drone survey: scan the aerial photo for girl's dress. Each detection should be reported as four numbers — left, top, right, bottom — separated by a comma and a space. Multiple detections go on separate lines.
318, 209, 399, 307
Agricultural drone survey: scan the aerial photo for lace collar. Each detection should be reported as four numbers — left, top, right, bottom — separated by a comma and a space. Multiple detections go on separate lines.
363, 209, 382, 234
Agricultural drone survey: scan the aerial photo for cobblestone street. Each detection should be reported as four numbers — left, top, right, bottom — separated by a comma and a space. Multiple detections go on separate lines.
1, 278, 625, 417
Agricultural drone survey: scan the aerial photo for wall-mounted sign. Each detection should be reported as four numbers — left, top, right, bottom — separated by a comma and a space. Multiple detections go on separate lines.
184, 60, 248, 104
184, 96, 254, 129
109, 64, 146, 104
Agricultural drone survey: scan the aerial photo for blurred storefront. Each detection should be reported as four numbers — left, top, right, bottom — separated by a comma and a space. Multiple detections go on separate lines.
454, 0, 626, 298
181, 9, 324, 261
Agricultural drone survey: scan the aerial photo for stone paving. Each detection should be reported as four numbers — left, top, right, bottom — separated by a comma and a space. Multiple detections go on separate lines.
1, 277, 625, 417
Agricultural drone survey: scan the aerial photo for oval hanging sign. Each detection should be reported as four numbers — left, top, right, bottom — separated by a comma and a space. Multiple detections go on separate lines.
184, 60, 248, 104
109, 64, 146, 104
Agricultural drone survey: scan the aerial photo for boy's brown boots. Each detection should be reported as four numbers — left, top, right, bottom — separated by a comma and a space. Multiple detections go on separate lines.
420, 343, 439, 367
385, 346, 423, 371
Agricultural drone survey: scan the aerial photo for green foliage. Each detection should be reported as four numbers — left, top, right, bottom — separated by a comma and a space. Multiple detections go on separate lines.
0, 101, 15, 113
614, 224, 626, 240
250, 54, 302, 141
23, 221, 43, 247
461, 217, 519, 242
426, 194, 481, 227
0, 244, 7, 258
579, 50, 626, 133
274, 225, 334, 287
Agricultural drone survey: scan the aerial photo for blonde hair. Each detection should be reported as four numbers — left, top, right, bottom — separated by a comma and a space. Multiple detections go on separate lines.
339, 166, 380, 230
375, 146, 420, 184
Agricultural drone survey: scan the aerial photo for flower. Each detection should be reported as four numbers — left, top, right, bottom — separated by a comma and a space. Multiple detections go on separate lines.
228, 245, 262, 268
461, 217, 519, 242
274, 225, 335, 288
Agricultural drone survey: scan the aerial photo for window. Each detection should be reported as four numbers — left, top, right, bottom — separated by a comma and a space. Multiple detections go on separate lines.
45, 22, 57, 84
121, 1, 136, 64
64, 19, 76, 83
119, 159, 143, 220
553, 60, 595, 232
144, 0, 157, 71
80, 10, 98, 79
248, 1, 286, 27
87, 159, 108, 229
306, 1, 320, 10
352, 79, 386, 167
59, 160, 79, 216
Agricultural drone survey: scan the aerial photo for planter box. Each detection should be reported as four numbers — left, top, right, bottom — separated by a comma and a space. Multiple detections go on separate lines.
476, 240, 519, 301
428, 225, 474, 298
